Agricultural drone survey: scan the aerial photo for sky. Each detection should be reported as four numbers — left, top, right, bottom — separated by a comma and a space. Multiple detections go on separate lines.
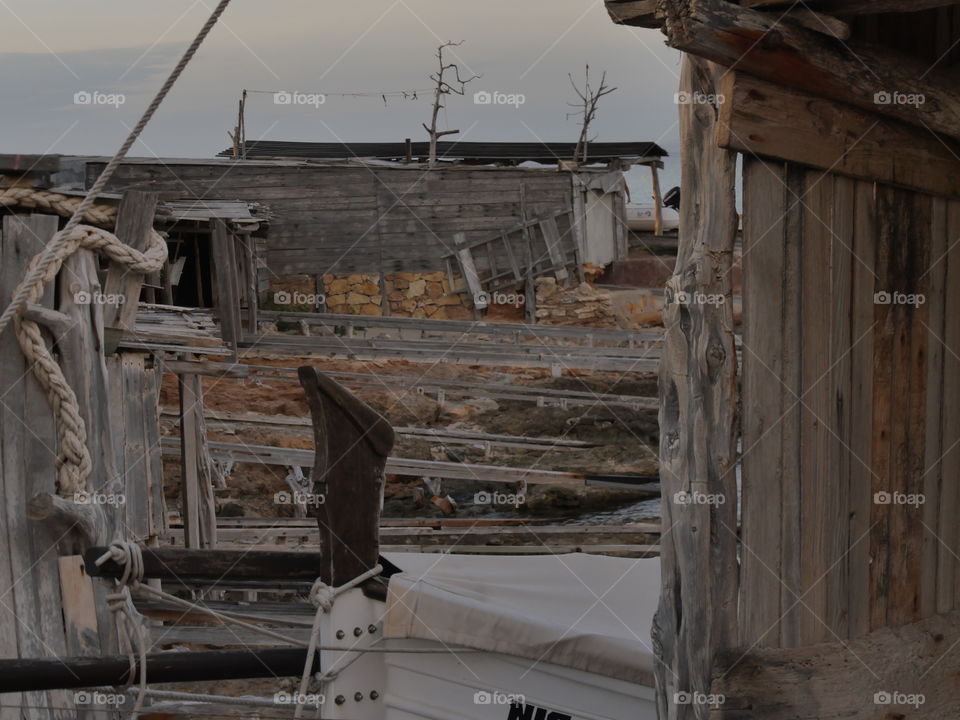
0, 0, 683, 198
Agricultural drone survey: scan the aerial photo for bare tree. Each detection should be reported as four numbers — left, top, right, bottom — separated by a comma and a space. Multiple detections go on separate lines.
423, 41, 480, 166
567, 65, 617, 165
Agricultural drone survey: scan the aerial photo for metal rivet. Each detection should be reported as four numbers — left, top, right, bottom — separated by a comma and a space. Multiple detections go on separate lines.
336, 629, 345, 639
368, 624, 377, 634
354, 692, 363, 702
335, 695, 345, 705
353, 627, 363, 637
370, 691, 379, 700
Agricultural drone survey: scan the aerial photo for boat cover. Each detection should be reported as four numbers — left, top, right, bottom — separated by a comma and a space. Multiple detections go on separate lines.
382, 552, 659, 686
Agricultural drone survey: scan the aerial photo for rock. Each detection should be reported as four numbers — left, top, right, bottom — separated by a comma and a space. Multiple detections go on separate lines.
326, 293, 346, 306
435, 294, 463, 306
359, 303, 381, 316
346, 292, 370, 305
407, 279, 426, 297
426, 282, 444, 299
359, 282, 380, 295
327, 278, 349, 294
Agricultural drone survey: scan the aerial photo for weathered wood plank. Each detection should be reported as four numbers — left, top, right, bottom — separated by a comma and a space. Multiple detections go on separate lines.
739, 157, 786, 647
716, 71, 960, 200
847, 180, 877, 638
103, 190, 159, 331
660, 0, 960, 141
920, 197, 947, 620
799, 170, 834, 645
937, 201, 960, 612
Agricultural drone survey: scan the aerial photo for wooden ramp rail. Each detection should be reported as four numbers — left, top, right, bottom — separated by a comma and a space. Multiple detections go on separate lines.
158, 436, 662, 488
238, 365, 660, 410
239, 334, 660, 373
256, 310, 662, 348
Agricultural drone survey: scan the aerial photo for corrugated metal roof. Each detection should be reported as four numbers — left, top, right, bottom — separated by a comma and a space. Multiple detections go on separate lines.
218, 140, 667, 164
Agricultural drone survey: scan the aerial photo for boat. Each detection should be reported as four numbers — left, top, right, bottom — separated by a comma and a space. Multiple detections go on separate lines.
625, 203, 679, 232
315, 551, 660, 720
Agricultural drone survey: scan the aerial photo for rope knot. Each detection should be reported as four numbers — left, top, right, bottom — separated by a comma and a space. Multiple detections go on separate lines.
95, 540, 145, 590
309, 579, 335, 613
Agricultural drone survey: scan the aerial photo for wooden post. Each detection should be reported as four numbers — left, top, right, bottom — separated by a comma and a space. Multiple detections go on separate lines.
1, 214, 74, 720
298, 367, 394, 586
103, 190, 160, 332
654, 54, 739, 720
211, 219, 241, 358
650, 163, 663, 236
178, 373, 217, 549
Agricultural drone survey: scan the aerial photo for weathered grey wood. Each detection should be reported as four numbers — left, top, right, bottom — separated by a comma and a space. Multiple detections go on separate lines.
739, 158, 786, 647
847, 179, 877, 638
654, 55, 739, 720
1, 213, 71, 720
539, 215, 569, 282
936, 201, 960, 613
178, 373, 216, 548
717, 72, 960, 200
713, 608, 960, 719
298, 367, 395, 586
121, 354, 150, 540
454, 232, 486, 310
659, 0, 960, 141
211, 219, 241, 358
103, 190, 159, 331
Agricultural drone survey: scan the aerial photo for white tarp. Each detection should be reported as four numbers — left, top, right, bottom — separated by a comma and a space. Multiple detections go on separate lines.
382, 552, 659, 687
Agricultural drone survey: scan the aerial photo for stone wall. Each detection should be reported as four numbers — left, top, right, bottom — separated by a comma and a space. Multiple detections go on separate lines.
534, 278, 617, 327
384, 272, 472, 319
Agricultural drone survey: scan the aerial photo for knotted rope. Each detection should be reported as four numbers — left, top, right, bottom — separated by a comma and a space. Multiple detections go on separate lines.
95, 541, 149, 716
8, 195, 167, 494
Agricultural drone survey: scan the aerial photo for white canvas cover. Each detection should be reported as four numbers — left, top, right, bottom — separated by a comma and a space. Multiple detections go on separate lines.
382, 552, 660, 686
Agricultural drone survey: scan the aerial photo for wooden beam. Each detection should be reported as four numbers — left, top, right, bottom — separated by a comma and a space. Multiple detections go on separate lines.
650, 164, 664, 236
84, 546, 329, 582
713, 608, 960, 719
716, 72, 960, 199
660, 0, 960, 141
0, 648, 321, 693
654, 54, 740, 720
210, 219, 241, 358
604, 0, 659, 27
102, 190, 159, 332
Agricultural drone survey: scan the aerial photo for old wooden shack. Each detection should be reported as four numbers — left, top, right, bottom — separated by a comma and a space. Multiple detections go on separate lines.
606, 1, 960, 718
73, 141, 665, 312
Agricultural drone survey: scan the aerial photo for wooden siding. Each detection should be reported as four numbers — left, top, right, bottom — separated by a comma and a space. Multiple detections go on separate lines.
740, 158, 960, 647
86, 163, 577, 276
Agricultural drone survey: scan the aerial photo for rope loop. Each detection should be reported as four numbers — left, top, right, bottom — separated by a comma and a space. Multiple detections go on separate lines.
309, 579, 335, 613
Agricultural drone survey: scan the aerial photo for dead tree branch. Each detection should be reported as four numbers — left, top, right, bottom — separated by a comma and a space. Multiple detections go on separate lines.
423, 41, 480, 166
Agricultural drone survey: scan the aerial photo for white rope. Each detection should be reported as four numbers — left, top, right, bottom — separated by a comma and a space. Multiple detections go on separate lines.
95, 541, 149, 716
295, 564, 382, 719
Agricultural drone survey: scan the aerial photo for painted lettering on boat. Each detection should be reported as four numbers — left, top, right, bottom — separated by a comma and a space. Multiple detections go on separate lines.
507, 702, 572, 720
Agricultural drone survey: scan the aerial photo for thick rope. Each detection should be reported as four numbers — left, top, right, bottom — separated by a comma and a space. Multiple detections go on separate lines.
0, 0, 232, 342
0, 187, 117, 227
10, 212, 167, 494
